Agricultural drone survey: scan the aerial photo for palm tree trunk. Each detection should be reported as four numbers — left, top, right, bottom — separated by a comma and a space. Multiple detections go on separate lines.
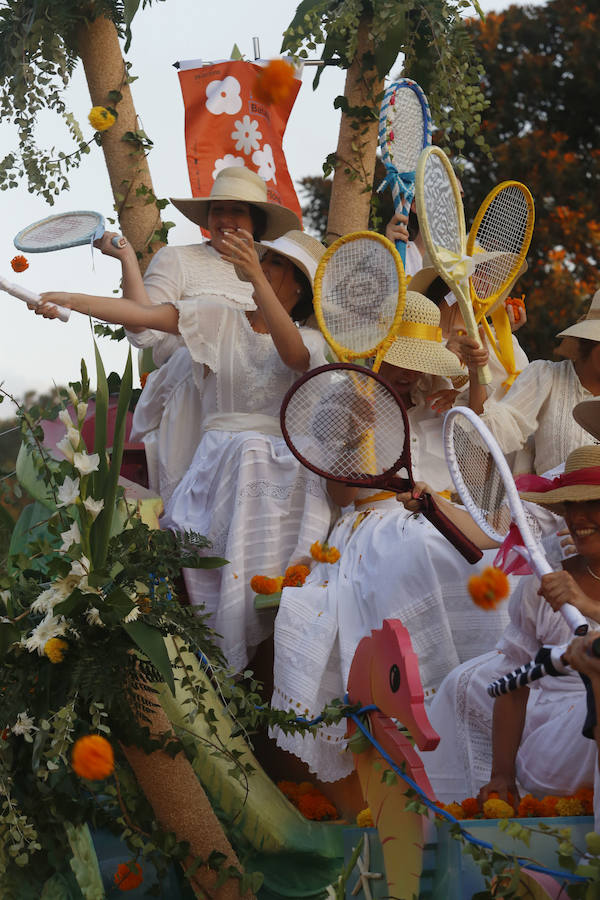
325, 17, 385, 244
77, 16, 164, 273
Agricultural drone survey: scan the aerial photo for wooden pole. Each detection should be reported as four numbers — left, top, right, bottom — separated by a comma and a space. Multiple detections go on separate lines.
325, 17, 385, 245
77, 16, 165, 273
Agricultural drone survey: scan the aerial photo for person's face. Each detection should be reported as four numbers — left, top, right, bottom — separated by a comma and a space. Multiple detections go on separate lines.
207, 201, 254, 254
564, 499, 600, 559
378, 361, 421, 399
260, 249, 301, 312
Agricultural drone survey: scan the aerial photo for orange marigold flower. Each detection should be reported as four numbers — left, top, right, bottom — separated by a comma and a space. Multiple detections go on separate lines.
297, 791, 338, 821
483, 797, 514, 819
517, 794, 544, 817
89, 105, 116, 132
555, 797, 585, 817
505, 294, 526, 323
277, 780, 303, 802
443, 801, 465, 820
310, 541, 341, 564
140, 372, 150, 389
11, 255, 29, 273
540, 795, 560, 816
468, 567, 510, 610
575, 786, 594, 815
461, 797, 480, 818
356, 807, 374, 828
253, 59, 296, 106
282, 564, 310, 588
114, 861, 143, 891
44, 637, 68, 664
250, 574, 284, 595
72, 734, 115, 780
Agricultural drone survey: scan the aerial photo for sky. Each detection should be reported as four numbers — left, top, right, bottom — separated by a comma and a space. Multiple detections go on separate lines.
0, 0, 541, 402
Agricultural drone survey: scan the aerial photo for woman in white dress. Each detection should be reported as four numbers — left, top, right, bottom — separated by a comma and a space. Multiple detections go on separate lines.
37, 229, 333, 674
271, 292, 515, 784
421, 444, 600, 805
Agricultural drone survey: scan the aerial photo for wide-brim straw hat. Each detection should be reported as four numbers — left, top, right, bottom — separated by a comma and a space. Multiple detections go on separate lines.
382, 290, 467, 380
573, 399, 600, 442
556, 289, 600, 342
170, 166, 300, 240
518, 444, 600, 514
258, 230, 325, 286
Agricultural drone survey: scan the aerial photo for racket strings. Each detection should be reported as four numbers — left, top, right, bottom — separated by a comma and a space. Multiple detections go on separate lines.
422, 155, 462, 255
283, 370, 407, 481
387, 89, 425, 171
16, 213, 102, 250
318, 239, 401, 355
470, 186, 532, 300
453, 419, 512, 537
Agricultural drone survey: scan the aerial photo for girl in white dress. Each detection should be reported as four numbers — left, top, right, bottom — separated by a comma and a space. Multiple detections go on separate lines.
36, 230, 333, 673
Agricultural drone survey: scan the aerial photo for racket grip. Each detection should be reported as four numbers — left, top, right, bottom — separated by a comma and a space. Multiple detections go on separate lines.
476, 361, 492, 386
561, 602, 589, 636
395, 239, 407, 267
111, 234, 127, 250
0, 277, 70, 322
420, 495, 483, 564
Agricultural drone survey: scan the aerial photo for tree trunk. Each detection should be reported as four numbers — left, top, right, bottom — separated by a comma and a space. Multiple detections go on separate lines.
77, 16, 164, 273
325, 17, 385, 245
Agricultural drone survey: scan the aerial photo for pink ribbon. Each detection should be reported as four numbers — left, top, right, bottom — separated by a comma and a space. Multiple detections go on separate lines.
493, 522, 532, 576
515, 467, 600, 494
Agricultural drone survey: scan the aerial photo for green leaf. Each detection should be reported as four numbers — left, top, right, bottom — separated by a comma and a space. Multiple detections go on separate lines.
0, 621, 21, 659
90, 339, 109, 511
54, 589, 91, 619
122, 620, 175, 694
189, 556, 228, 570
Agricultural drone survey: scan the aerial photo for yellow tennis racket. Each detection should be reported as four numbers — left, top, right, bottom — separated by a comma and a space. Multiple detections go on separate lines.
313, 231, 406, 373
416, 146, 491, 385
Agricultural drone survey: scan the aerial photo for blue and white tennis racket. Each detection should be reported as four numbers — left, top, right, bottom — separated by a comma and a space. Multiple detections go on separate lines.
14, 210, 125, 253
378, 78, 432, 266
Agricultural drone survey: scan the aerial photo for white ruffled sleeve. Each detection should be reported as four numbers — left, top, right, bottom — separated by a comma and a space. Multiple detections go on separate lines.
481, 360, 553, 456
174, 299, 225, 374
298, 326, 329, 371
125, 247, 186, 365
496, 576, 542, 668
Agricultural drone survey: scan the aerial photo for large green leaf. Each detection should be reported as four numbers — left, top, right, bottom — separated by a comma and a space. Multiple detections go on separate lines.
123, 620, 175, 695
0, 621, 20, 659
90, 343, 109, 507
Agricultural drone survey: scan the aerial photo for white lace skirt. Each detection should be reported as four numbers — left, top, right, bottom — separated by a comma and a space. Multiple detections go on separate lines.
271, 504, 512, 783
162, 430, 332, 672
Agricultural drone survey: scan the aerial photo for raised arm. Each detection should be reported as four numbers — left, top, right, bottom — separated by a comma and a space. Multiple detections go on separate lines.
93, 232, 150, 332
38, 291, 179, 334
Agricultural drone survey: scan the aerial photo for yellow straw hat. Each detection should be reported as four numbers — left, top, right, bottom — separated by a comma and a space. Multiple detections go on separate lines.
556, 289, 600, 343
518, 444, 600, 515
170, 166, 300, 240
573, 399, 600, 442
382, 291, 466, 380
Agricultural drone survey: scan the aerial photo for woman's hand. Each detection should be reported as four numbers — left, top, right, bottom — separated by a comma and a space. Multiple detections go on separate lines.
92, 230, 130, 259
478, 775, 519, 807
220, 228, 263, 284
385, 212, 409, 245
28, 292, 74, 319
447, 327, 489, 374
557, 527, 576, 557
506, 301, 527, 333
396, 482, 430, 513
538, 570, 593, 616
427, 388, 459, 415
563, 632, 600, 679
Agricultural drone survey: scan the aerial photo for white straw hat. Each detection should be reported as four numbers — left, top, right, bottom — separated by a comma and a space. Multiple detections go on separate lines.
556, 289, 600, 342
170, 166, 300, 240
382, 291, 466, 380
573, 399, 600, 442
518, 444, 600, 514
258, 230, 325, 286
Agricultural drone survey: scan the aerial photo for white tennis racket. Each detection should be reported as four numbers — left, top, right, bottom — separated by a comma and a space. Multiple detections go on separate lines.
378, 79, 432, 266
14, 211, 125, 253
0, 275, 69, 323
444, 406, 588, 635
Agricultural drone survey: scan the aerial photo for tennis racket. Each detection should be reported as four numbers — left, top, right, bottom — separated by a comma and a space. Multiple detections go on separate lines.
443, 405, 589, 635
0, 275, 70, 323
488, 636, 600, 697
313, 231, 406, 373
416, 146, 491, 385
378, 79, 432, 266
14, 211, 125, 253
280, 363, 483, 563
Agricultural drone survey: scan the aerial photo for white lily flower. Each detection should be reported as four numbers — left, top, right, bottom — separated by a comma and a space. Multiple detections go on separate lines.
76, 401, 88, 422
56, 436, 75, 463
59, 522, 81, 551
70, 556, 90, 577
67, 425, 81, 450
123, 605, 140, 623
58, 409, 74, 428
57, 475, 80, 508
67, 386, 78, 405
85, 607, 104, 627
24, 615, 68, 655
83, 496, 104, 520
12, 712, 36, 736
73, 451, 100, 476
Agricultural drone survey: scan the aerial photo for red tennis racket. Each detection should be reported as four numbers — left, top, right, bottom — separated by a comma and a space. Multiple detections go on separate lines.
280, 363, 482, 564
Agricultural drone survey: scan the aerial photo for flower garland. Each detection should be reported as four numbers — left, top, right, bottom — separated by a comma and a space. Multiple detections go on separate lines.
441, 787, 593, 819
468, 566, 510, 610
277, 780, 338, 821
250, 564, 311, 596
310, 541, 341, 564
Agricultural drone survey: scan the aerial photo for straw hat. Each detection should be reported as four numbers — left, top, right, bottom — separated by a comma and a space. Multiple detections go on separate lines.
556, 290, 600, 343
258, 230, 325, 286
382, 291, 466, 380
518, 444, 600, 514
573, 399, 600, 442
169, 166, 300, 240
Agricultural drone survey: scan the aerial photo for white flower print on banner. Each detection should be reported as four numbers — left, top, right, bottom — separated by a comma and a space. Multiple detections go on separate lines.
206, 76, 242, 116
252, 143, 277, 184
231, 115, 262, 155
212, 154, 245, 181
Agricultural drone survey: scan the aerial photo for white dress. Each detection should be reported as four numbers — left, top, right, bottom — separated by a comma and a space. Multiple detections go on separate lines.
271, 376, 513, 782
422, 575, 599, 803
129, 244, 256, 501
161, 301, 333, 673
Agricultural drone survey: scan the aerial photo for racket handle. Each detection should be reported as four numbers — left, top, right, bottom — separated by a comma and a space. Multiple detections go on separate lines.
487, 638, 600, 697
419, 494, 483, 564
111, 234, 127, 250
476, 361, 492, 386
529, 550, 589, 635
0, 276, 70, 323
395, 239, 407, 267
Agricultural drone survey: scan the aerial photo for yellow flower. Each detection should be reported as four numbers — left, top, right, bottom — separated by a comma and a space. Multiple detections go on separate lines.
443, 801, 466, 820
356, 807, 374, 827
44, 638, 68, 664
555, 797, 585, 817
483, 798, 514, 819
89, 106, 116, 132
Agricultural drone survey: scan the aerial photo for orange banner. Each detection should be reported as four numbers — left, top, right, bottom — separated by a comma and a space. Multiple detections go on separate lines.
177, 60, 302, 224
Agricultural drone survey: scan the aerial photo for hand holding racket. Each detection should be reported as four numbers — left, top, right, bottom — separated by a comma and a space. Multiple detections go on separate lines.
0, 275, 70, 322
378, 79, 432, 266
443, 405, 588, 635
488, 634, 600, 697
281, 363, 483, 563
416, 146, 491, 385
313, 231, 406, 372
14, 210, 125, 254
